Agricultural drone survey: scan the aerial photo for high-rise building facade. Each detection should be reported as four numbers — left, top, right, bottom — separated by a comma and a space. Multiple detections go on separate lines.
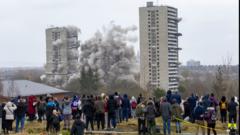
45, 27, 80, 84
139, 2, 182, 91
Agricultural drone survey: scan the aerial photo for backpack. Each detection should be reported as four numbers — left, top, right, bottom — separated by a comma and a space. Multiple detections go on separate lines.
220, 101, 227, 109
71, 100, 79, 110
116, 97, 122, 108
135, 105, 144, 117
210, 111, 217, 121
131, 101, 137, 109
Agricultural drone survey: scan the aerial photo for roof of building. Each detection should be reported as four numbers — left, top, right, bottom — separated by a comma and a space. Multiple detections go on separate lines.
1, 80, 68, 97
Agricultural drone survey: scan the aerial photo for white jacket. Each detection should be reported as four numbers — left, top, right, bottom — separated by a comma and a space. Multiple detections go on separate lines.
4, 101, 17, 120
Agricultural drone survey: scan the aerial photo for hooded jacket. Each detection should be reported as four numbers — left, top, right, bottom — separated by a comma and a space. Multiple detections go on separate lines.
4, 101, 17, 120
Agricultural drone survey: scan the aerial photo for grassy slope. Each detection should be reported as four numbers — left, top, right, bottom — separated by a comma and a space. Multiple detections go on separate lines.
10, 118, 228, 135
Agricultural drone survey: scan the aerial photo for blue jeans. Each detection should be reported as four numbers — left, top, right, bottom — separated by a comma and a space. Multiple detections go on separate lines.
175, 121, 181, 132
122, 108, 129, 122
16, 116, 25, 132
163, 118, 171, 135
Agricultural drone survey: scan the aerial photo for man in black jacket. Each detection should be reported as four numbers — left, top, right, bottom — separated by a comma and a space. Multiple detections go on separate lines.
107, 95, 117, 128
15, 96, 27, 133
82, 99, 95, 131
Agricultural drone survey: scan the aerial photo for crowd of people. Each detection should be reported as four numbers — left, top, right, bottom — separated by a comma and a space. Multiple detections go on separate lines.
0, 91, 239, 135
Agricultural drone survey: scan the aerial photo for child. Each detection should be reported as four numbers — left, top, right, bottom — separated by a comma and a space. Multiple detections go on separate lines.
71, 114, 85, 135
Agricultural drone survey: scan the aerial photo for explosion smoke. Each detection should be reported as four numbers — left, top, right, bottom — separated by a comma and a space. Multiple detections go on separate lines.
77, 23, 139, 85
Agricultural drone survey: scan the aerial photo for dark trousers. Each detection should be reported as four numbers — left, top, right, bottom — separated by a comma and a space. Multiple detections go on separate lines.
38, 111, 44, 122
72, 110, 78, 119
229, 114, 237, 123
207, 123, 216, 135
86, 116, 94, 130
5, 120, 13, 132
96, 113, 105, 130
220, 109, 227, 123
28, 113, 35, 121
108, 112, 116, 128
46, 116, 52, 131
138, 118, 146, 135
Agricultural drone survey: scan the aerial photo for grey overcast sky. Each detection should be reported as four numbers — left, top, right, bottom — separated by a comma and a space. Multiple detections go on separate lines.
0, 0, 238, 67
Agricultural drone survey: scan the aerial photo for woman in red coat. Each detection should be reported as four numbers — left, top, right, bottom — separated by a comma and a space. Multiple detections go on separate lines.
28, 95, 37, 121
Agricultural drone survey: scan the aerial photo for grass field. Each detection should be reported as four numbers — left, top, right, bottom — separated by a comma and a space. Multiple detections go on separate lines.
8, 117, 230, 135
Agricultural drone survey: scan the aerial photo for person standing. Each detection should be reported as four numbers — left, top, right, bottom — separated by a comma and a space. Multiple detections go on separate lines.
187, 93, 197, 122
193, 102, 206, 135
204, 103, 217, 135
171, 99, 182, 133
145, 99, 156, 135
136, 102, 146, 135
46, 97, 56, 132
82, 98, 95, 131
219, 96, 228, 123
122, 94, 130, 122
27, 95, 37, 121
62, 96, 72, 130
107, 95, 117, 128
160, 97, 172, 135
15, 96, 27, 133
36, 96, 46, 122
71, 96, 79, 119
3, 101, 17, 134
228, 97, 238, 124
95, 96, 105, 130
130, 96, 137, 119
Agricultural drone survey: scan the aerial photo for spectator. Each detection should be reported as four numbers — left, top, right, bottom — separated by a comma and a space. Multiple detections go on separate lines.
183, 100, 190, 119
95, 96, 105, 130
114, 92, 122, 123
51, 109, 61, 134
3, 101, 17, 134
27, 95, 37, 121
187, 93, 197, 122
209, 93, 218, 111
46, 97, 56, 132
145, 99, 156, 135
228, 97, 238, 123
62, 96, 72, 130
107, 95, 117, 128
204, 103, 217, 135
193, 102, 205, 135
36, 96, 46, 122
202, 94, 211, 111
82, 98, 95, 131
70, 114, 85, 135
160, 97, 171, 135
171, 99, 182, 133
104, 96, 109, 129
71, 96, 80, 119
15, 96, 27, 133
122, 94, 130, 122
130, 96, 137, 118
136, 102, 146, 135
219, 96, 228, 123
